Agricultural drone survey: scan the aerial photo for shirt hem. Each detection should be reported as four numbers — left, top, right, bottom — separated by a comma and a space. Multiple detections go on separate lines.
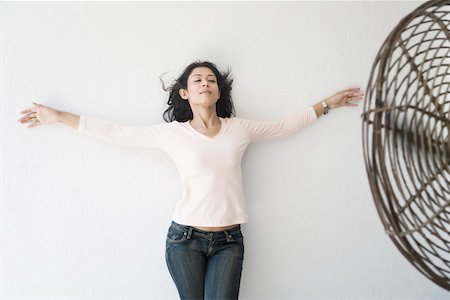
171, 216, 249, 227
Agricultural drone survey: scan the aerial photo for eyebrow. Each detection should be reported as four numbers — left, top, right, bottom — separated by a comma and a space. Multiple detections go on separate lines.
191, 74, 215, 77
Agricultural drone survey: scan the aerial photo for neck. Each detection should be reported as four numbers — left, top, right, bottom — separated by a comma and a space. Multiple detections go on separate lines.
190, 107, 220, 129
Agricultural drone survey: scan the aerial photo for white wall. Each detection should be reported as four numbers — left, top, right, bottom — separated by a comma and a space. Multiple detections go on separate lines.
1, 1, 448, 299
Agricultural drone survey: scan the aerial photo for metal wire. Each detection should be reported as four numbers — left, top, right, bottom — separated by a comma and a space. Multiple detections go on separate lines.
362, 0, 450, 291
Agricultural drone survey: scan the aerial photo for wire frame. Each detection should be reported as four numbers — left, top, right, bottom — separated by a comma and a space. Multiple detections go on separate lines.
362, 0, 450, 291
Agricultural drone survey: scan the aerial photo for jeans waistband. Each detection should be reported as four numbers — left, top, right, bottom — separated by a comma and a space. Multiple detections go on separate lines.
170, 221, 242, 242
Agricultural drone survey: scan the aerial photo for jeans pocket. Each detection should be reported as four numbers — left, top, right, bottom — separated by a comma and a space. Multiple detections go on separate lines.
166, 226, 188, 243
232, 235, 244, 246
232, 229, 244, 241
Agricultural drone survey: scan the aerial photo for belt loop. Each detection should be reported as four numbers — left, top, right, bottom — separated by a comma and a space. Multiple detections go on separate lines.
187, 227, 193, 239
224, 230, 234, 242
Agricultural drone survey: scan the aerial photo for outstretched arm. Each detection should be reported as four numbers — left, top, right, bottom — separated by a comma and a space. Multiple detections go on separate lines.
235, 87, 364, 142
58, 110, 80, 129
18, 102, 168, 149
235, 106, 318, 142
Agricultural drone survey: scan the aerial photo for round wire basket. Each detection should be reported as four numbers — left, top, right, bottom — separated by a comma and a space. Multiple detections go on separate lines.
362, 0, 450, 291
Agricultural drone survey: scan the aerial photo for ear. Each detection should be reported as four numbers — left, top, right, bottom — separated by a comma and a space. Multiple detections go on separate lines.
179, 88, 189, 100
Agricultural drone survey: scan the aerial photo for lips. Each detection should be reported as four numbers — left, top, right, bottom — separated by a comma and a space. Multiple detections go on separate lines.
200, 91, 211, 94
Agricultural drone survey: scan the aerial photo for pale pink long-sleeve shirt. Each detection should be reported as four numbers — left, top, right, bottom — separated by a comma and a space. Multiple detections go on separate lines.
77, 106, 318, 226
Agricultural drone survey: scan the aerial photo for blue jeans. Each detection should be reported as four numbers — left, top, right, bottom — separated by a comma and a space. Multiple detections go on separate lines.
165, 221, 245, 300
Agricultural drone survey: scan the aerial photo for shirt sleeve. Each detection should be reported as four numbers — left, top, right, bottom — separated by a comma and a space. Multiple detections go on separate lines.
234, 106, 318, 142
77, 116, 170, 149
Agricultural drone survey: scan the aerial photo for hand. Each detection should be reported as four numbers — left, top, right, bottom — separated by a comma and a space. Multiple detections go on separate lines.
18, 102, 60, 128
324, 88, 365, 109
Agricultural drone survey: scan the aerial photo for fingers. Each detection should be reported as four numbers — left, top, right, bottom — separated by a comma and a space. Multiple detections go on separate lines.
339, 89, 364, 100
347, 89, 363, 94
23, 116, 39, 128
18, 111, 36, 122
18, 102, 40, 125
345, 87, 364, 93
346, 88, 365, 99
19, 107, 37, 114
27, 121, 39, 128
19, 115, 36, 125
27, 122, 36, 128
19, 102, 41, 113
344, 88, 364, 108
17, 102, 43, 128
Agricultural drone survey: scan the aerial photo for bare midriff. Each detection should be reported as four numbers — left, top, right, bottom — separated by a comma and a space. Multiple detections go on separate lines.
193, 224, 239, 232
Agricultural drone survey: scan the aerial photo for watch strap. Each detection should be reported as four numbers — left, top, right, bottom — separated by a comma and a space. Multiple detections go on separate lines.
321, 100, 329, 115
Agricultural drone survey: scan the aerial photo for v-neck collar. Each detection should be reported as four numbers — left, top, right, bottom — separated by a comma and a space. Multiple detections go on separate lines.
186, 117, 225, 140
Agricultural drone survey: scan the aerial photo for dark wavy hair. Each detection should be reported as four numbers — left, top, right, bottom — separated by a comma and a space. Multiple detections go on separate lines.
161, 60, 235, 122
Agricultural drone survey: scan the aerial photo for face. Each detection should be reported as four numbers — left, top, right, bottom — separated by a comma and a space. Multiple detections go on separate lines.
179, 67, 220, 108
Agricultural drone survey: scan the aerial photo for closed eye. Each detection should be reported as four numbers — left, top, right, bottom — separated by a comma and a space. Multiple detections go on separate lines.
194, 80, 216, 83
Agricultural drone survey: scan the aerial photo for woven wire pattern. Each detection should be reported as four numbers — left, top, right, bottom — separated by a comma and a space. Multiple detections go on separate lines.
362, 0, 450, 291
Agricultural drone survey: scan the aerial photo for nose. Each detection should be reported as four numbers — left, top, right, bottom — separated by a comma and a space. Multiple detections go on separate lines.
202, 80, 209, 87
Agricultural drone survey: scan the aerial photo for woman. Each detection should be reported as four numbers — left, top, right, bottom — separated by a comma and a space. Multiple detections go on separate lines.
18, 60, 363, 299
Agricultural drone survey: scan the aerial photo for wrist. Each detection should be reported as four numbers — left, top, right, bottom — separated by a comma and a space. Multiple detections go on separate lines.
321, 99, 329, 115
56, 110, 63, 123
